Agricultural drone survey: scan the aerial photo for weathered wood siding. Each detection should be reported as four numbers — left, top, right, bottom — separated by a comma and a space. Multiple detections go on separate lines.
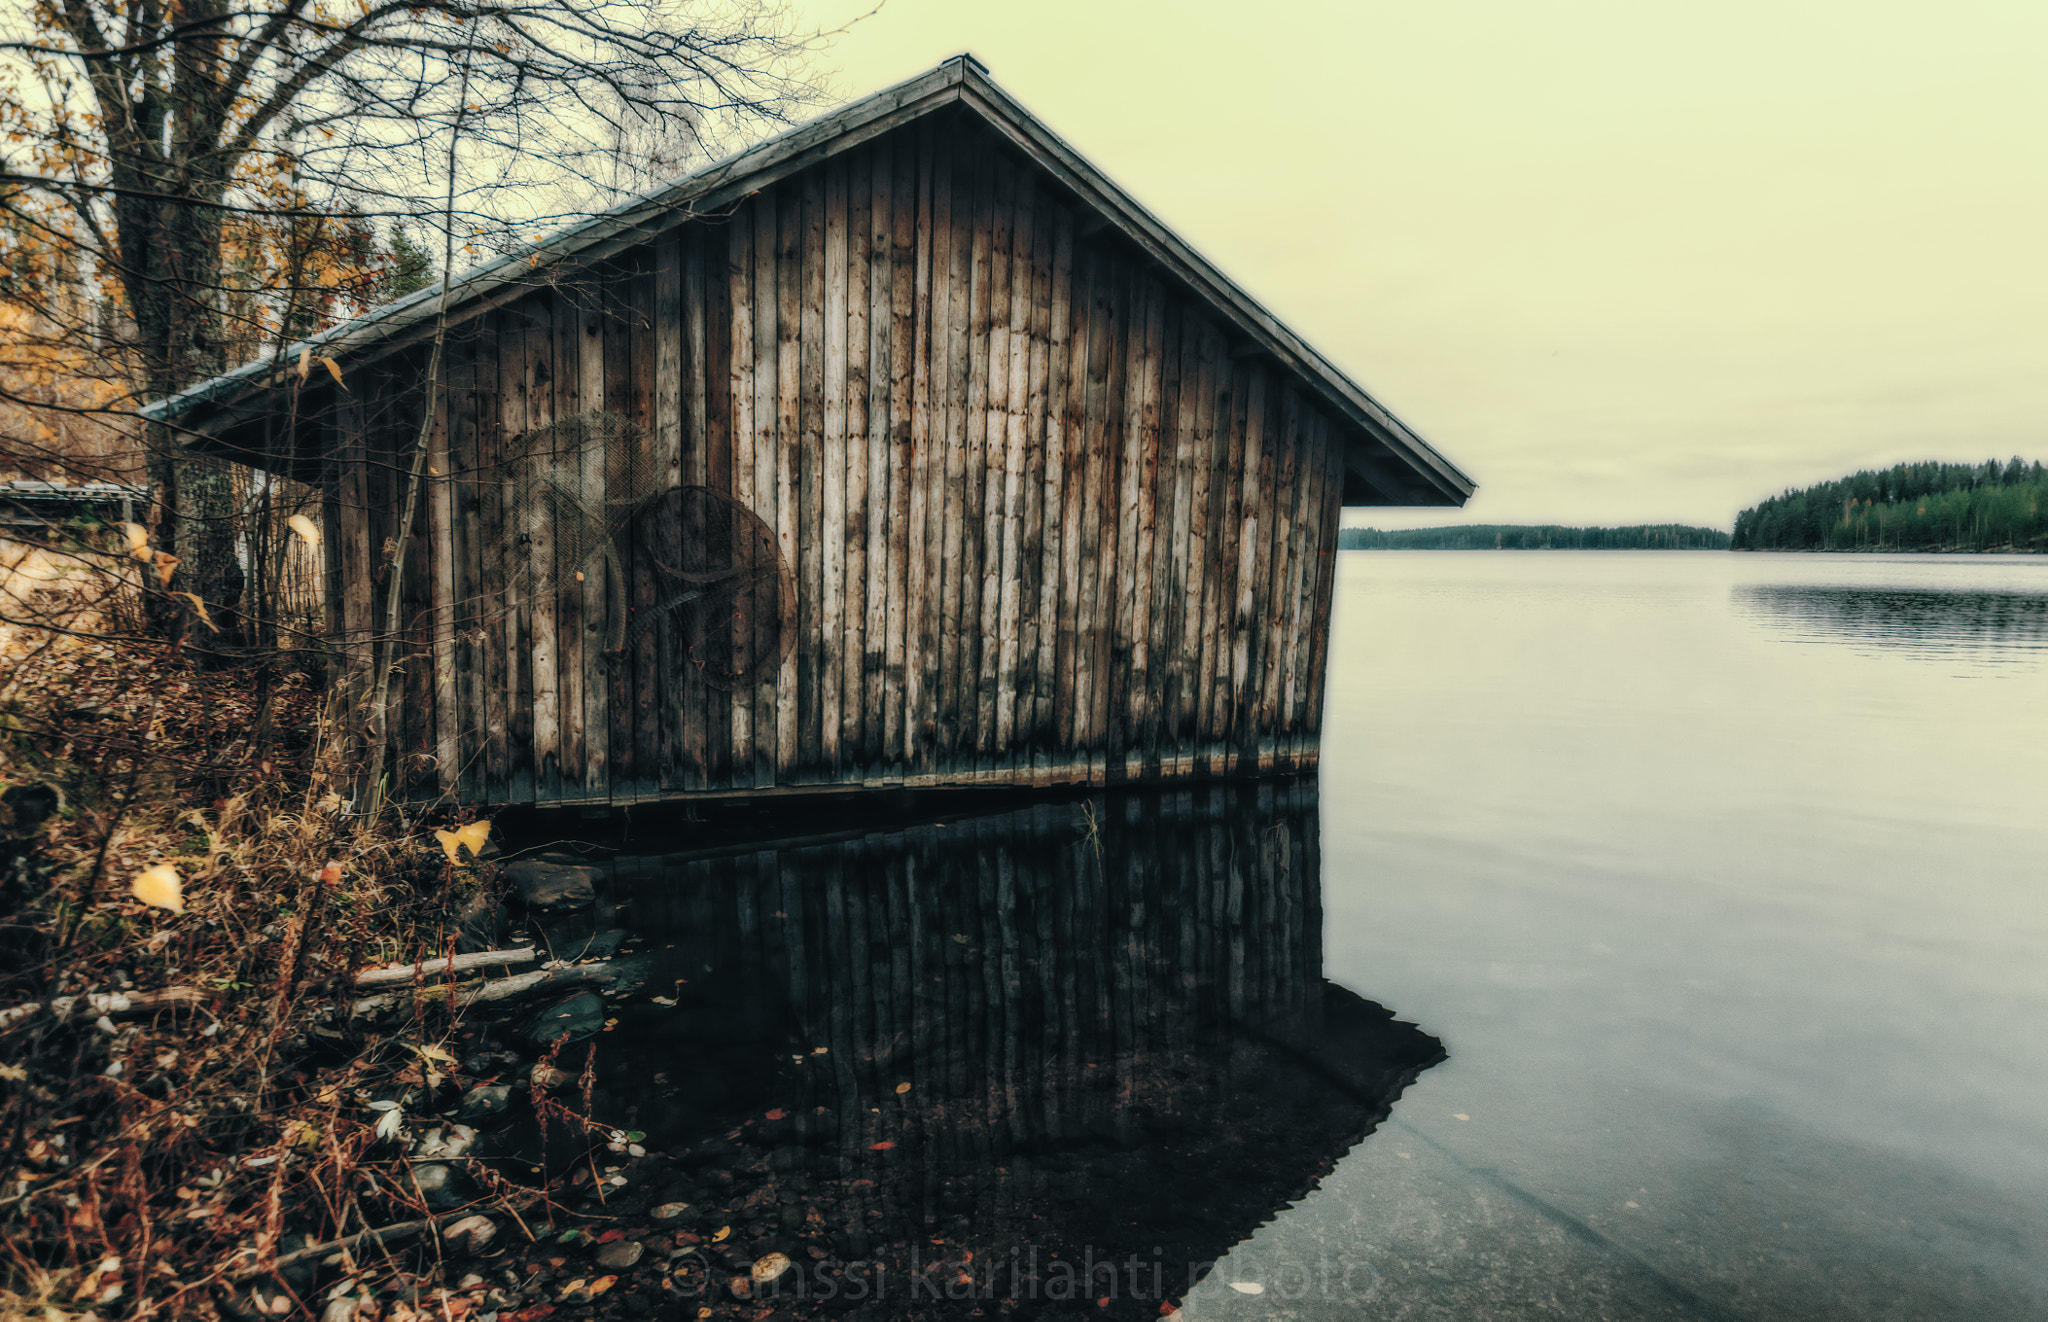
333, 110, 1352, 806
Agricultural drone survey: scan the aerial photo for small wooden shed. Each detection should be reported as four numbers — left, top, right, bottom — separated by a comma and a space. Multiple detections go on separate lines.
148, 55, 1474, 807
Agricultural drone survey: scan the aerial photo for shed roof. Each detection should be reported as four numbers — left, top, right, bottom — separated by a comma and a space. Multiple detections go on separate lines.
145, 54, 1474, 506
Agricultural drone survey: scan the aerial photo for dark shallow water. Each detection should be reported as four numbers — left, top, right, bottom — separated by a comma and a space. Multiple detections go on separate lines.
584, 550, 2048, 1320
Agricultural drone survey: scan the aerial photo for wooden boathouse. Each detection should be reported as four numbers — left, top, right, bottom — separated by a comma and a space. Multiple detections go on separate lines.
146, 55, 1475, 806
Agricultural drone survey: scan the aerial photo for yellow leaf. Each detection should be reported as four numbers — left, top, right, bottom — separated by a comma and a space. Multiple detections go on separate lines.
118, 522, 149, 560
320, 356, 345, 388
287, 513, 320, 548
175, 592, 219, 632
432, 820, 490, 865
588, 1275, 618, 1297
895, 1081, 911, 1094
428, 465, 441, 477
711, 1226, 730, 1243
153, 551, 178, 589
132, 863, 185, 914
574, 571, 585, 582
297, 345, 312, 382
410, 1042, 456, 1065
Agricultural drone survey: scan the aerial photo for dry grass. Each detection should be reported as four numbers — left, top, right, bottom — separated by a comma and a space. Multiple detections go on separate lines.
0, 574, 549, 1320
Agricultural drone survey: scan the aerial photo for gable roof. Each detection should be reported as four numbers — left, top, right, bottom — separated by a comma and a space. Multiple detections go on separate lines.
145, 54, 1473, 506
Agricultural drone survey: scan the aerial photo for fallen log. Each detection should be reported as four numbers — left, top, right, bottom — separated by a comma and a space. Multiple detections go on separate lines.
349, 953, 655, 1019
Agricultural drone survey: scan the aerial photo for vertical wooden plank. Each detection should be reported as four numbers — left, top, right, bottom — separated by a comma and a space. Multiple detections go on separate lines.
471, 314, 509, 800
1023, 186, 1058, 783
843, 147, 873, 776
1258, 385, 1301, 771
580, 277, 613, 799
1300, 421, 1345, 772
1159, 303, 1199, 780
1050, 212, 1084, 762
1179, 322, 1219, 776
1208, 359, 1250, 772
1286, 412, 1333, 771
978, 155, 1016, 777
1118, 274, 1163, 784
427, 340, 458, 798
658, 228, 692, 794
444, 329, 484, 799
1232, 368, 1274, 776
503, 303, 540, 806
1277, 405, 1317, 771
697, 225, 733, 792
774, 181, 802, 783
936, 131, 972, 773
625, 246, 660, 798
819, 157, 848, 778
903, 123, 937, 776
958, 140, 995, 775
994, 167, 1035, 774
1085, 256, 1125, 784
728, 204, 760, 790
865, 141, 898, 771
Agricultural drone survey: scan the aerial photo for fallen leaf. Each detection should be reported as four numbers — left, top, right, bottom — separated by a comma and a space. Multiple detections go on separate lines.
433, 820, 490, 865
1228, 1282, 1264, 1295
711, 1226, 730, 1243
320, 356, 345, 387
764, 1108, 787, 1121
1454, 1113, 1470, 1121
132, 863, 184, 914
287, 513, 321, 548
153, 551, 179, 588
318, 862, 343, 885
297, 345, 312, 381
868, 1141, 894, 1151
119, 522, 150, 560
587, 1275, 618, 1296
895, 1082, 911, 1095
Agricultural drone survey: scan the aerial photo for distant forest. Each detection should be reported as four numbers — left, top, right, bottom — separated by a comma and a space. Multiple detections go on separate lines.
1731, 458, 2048, 552
1339, 524, 1731, 551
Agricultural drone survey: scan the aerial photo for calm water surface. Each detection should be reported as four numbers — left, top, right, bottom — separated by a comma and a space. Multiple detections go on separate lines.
1189, 551, 2048, 1320
597, 551, 2047, 1320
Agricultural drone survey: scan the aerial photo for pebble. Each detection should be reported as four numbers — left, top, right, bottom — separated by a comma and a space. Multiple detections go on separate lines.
650, 1202, 692, 1221
594, 1239, 645, 1270
443, 1214, 498, 1256
456, 1083, 512, 1120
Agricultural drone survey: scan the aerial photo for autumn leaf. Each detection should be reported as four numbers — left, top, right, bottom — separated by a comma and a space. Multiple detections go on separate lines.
433, 820, 490, 864
318, 861, 343, 885
587, 1276, 618, 1297
763, 1108, 787, 1121
297, 344, 312, 381
174, 592, 219, 632
132, 863, 184, 914
868, 1141, 894, 1151
287, 513, 320, 548
153, 551, 178, 588
118, 522, 150, 561
320, 356, 345, 387
895, 1082, 911, 1095
710, 1226, 730, 1243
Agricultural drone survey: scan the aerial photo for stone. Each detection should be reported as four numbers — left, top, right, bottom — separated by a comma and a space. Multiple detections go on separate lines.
455, 1084, 512, 1121
527, 992, 606, 1045
503, 860, 602, 913
650, 1202, 692, 1222
411, 1162, 468, 1211
413, 1123, 478, 1161
455, 1273, 486, 1291
594, 1239, 644, 1270
319, 1299, 359, 1322
443, 1214, 498, 1256
453, 892, 506, 953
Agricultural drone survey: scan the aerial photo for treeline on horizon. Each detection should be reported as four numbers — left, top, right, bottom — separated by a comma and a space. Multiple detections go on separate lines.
1731, 458, 2048, 552
1339, 524, 1732, 551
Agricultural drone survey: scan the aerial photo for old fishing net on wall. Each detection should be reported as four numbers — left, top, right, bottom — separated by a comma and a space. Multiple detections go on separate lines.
499, 410, 790, 688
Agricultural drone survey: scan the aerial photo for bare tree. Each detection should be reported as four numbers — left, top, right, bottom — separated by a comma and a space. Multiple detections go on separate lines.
0, 0, 819, 634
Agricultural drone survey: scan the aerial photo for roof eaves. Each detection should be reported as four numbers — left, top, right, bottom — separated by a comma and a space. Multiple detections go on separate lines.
142, 56, 979, 431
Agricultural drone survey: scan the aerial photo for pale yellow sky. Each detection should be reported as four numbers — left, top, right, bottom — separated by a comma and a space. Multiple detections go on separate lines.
801, 0, 2047, 528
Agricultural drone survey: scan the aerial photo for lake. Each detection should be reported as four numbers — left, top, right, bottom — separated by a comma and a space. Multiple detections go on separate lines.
593, 550, 2047, 1320
1204, 550, 2048, 1320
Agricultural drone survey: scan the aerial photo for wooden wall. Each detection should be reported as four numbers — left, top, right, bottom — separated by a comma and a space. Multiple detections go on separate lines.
328, 108, 1352, 807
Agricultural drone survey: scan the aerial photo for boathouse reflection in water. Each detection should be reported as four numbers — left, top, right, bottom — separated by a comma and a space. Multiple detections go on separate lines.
592, 783, 1441, 1318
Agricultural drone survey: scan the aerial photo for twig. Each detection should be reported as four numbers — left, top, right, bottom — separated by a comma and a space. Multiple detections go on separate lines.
350, 946, 537, 989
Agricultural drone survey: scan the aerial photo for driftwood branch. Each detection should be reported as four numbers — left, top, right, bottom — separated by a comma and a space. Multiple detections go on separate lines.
350, 946, 537, 990
349, 954, 652, 1018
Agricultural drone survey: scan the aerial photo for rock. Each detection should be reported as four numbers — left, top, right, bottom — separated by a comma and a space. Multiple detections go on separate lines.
456, 1084, 513, 1120
453, 892, 506, 953
594, 1239, 645, 1270
411, 1162, 468, 1211
319, 1298, 359, 1322
455, 1272, 486, 1290
650, 1201, 692, 1222
527, 991, 606, 1045
443, 1214, 498, 1256
503, 860, 601, 913
620, 1293, 652, 1316
778, 1204, 806, 1230
413, 1123, 478, 1161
